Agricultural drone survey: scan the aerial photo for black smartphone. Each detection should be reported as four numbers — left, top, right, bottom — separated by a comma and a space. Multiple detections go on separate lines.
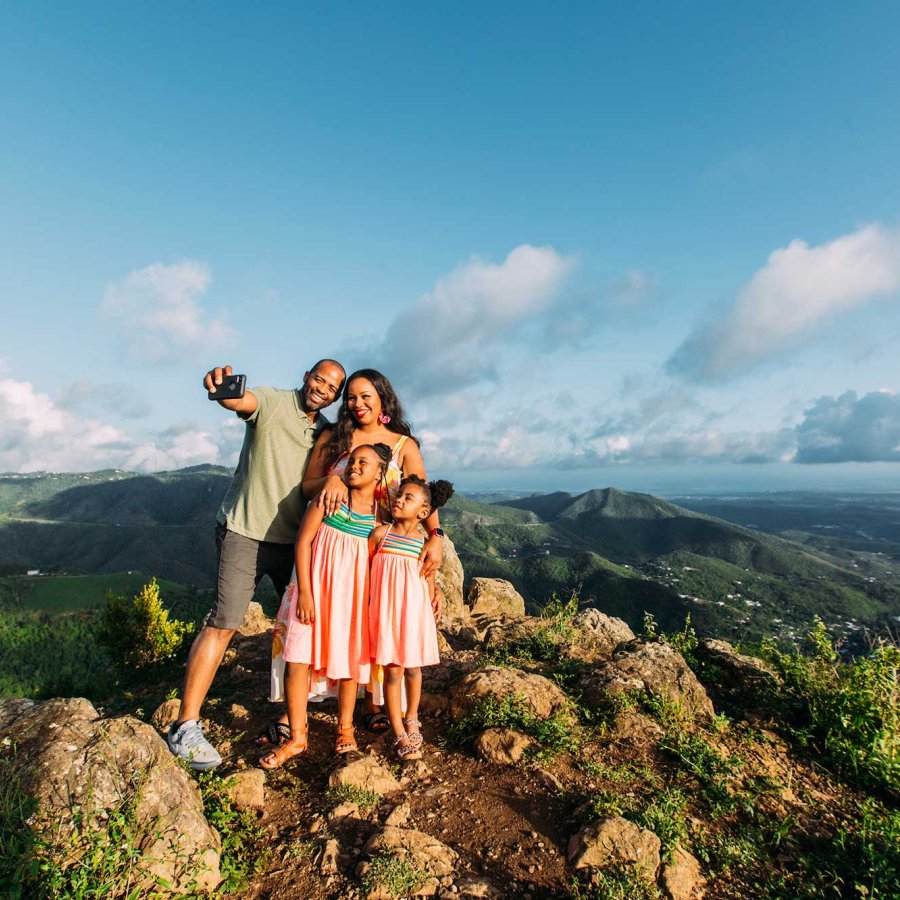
207, 374, 247, 401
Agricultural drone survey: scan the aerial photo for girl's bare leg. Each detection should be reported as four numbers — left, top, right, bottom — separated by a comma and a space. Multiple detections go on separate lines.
383, 665, 406, 738
335, 679, 359, 753
403, 667, 422, 738
260, 662, 308, 768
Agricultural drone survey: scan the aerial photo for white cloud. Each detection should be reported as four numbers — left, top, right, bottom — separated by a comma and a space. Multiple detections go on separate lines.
58, 379, 152, 419
668, 225, 900, 381
0, 377, 238, 473
795, 389, 900, 463
366, 244, 577, 395
102, 261, 235, 363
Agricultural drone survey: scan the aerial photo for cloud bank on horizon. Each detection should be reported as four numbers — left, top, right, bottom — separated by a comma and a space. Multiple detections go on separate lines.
2, 223, 899, 479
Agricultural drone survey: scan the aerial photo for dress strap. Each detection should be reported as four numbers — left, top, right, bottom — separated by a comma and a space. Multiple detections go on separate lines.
391, 435, 408, 456
376, 527, 393, 553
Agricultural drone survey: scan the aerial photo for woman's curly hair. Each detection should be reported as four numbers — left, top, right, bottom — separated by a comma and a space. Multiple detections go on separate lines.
324, 369, 414, 466
400, 474, 454, 510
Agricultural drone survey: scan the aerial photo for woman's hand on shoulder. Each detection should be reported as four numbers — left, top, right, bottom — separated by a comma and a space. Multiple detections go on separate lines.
315, 475, 347, 517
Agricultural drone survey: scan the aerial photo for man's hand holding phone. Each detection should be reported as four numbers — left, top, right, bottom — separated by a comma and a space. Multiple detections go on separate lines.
203, 365, 256, 414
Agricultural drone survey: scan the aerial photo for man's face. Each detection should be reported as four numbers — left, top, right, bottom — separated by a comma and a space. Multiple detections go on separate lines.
300, 363, 344, 411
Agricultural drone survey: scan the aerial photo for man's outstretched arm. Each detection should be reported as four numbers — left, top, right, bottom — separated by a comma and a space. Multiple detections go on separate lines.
204, 364, 258, 416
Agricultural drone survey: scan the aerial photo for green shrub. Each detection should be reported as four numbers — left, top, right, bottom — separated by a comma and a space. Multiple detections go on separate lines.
98, 578, 195, 671
762, 618, 899, 792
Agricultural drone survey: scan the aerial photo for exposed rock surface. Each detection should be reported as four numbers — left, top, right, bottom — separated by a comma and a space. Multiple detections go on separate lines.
694, 639, 780, 708
568, 816, 661, 882
0, 696, 221, 891
607, 709, 664, 747
580, 641, 715, 720
450, 666, 571, 722
570, 608, 635, 656
329, 754, 402, 796
660, 846, 706, 899
150, 697, 181, 732
465, 578, 526, 618
435, 536, 467, 622
226, 768, 266, 810
364, 825, 458, 892
237, 600, 272, 637
474, 727, 535, 765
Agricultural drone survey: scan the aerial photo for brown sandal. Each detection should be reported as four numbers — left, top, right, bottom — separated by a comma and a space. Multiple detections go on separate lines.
403, 718, 424, 750
335, 722, 357, 755
259, 729, 307, 769
394, 733, 422, 761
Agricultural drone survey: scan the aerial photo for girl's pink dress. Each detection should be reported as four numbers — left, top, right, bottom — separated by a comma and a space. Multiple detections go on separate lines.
280, 503, 376, 685
369, 528, 439, 668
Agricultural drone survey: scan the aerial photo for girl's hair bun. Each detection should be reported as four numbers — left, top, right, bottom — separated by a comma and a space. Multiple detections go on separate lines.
427, 479, 454, 510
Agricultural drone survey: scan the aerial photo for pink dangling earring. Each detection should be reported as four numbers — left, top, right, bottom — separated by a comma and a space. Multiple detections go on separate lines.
378, 412, 391, 424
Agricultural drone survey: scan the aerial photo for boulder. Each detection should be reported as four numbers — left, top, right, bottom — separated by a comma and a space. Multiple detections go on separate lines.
482, 617, 544, 650
608, 709, 664, 747
474, 727, 535, 765
660, 846, 706, 899
225, 768, 265, 811
570, 609, 635, 657
150, 698, 181, 733
236, 600, 272, 637
450, 667, 571, 722
466, 578, 526, 619
365, 825, 458, 878
329, 754, 402, 796
0, 697, 221, 892
436, 536, 467, 623
694, 639, 780, 709
580, 642, 715, 721
568, 816, 661, 882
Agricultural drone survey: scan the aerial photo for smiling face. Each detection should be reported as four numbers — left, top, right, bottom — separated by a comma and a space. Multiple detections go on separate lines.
300, 361, 344, 412
390, 482, 431, 524
343, 445, 383, 489
345, 377, 383, 427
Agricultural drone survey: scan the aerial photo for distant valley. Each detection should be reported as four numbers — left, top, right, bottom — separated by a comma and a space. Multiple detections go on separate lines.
1, 468, 899, 648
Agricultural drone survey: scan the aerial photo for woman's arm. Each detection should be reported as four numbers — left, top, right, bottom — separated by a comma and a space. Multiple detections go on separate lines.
427, 576, 441, 624
302, 429, 347, 515
400, 439, 444, 578
294, 503, 326, 623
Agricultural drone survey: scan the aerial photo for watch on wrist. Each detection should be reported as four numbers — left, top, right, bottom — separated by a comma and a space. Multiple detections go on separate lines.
428, 527, 445, 539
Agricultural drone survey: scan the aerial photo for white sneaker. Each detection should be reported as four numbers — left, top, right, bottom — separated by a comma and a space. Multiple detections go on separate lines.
167, 719, 222, 771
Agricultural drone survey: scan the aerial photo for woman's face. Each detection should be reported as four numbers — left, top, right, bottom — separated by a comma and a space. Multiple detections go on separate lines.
345, 377, 383, 427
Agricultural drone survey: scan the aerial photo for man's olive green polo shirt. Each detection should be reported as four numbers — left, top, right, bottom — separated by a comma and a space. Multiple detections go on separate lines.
217, 386, 327, 544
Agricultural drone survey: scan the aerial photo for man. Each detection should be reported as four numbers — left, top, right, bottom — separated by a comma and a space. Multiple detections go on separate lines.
167, 359, 345, 769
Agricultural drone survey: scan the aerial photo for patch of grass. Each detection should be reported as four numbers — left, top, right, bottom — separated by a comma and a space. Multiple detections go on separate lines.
570, 865, 662, 899
761, 618, 900, 793
447, 693, 579, 757
633, 787, 689, 861
660, 731, 742, 814
326, 783, 380, 811
833, 798, 900, 899
197, 771, 268, 892
361, 852, 427, 898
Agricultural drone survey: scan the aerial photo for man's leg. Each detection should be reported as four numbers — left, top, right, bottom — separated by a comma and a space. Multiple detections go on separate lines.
169, 525, 260, 768
176, 624, 236, 724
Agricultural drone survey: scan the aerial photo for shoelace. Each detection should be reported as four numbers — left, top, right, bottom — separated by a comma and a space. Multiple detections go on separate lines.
178, 722, 207, 749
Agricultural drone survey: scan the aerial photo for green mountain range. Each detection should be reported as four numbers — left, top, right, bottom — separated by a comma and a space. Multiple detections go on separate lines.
1, 470, 897, 646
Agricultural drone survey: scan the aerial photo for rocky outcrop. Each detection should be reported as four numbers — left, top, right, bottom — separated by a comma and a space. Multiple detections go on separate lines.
660, 846, 706, 899
436, 536, 467, 622
474, 727, 535, 765
580, 642, 715, 721
694, 639, 780, 710
465, 578, 526, 619
450, 666, 571, 722
236, 600, 272, 637
362, 826, 458, 896
329, 754, 402, 796
570, 608, 635, 657
0, 697, 221, 892
568, 816, 661, 882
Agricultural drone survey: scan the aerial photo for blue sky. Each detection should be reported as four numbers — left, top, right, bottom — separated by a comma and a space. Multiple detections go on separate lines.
2, 2, 899, 492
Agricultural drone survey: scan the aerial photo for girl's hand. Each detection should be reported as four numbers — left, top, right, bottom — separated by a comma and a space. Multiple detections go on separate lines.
419, 534, 443, 578
315, 475, 348, 517
431, 586, 443, 624
296, 590, 316, 624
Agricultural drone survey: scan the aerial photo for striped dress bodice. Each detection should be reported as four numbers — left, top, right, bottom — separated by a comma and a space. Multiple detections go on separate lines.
377, 528, 424, 559
322, 503, 376, 538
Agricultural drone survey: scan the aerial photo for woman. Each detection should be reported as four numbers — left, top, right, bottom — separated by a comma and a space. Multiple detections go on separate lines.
259, 369, 445, 744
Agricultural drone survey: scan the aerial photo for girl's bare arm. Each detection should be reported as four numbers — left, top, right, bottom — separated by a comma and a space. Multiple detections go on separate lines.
400, 439, 444, 577
294, 503, 326, 622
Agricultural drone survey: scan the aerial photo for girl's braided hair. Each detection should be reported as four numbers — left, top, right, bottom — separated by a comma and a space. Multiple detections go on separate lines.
399, 474, 454, 510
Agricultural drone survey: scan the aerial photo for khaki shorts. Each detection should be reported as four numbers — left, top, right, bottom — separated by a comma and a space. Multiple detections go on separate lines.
206, 523, 295, 630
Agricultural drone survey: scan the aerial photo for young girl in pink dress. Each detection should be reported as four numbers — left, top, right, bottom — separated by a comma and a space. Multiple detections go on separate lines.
261, 443, 391, 768
367, 475, 454, 760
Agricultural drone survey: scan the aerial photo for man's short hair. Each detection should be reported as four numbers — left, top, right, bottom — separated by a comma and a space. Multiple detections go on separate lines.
309, 359, 346, 384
